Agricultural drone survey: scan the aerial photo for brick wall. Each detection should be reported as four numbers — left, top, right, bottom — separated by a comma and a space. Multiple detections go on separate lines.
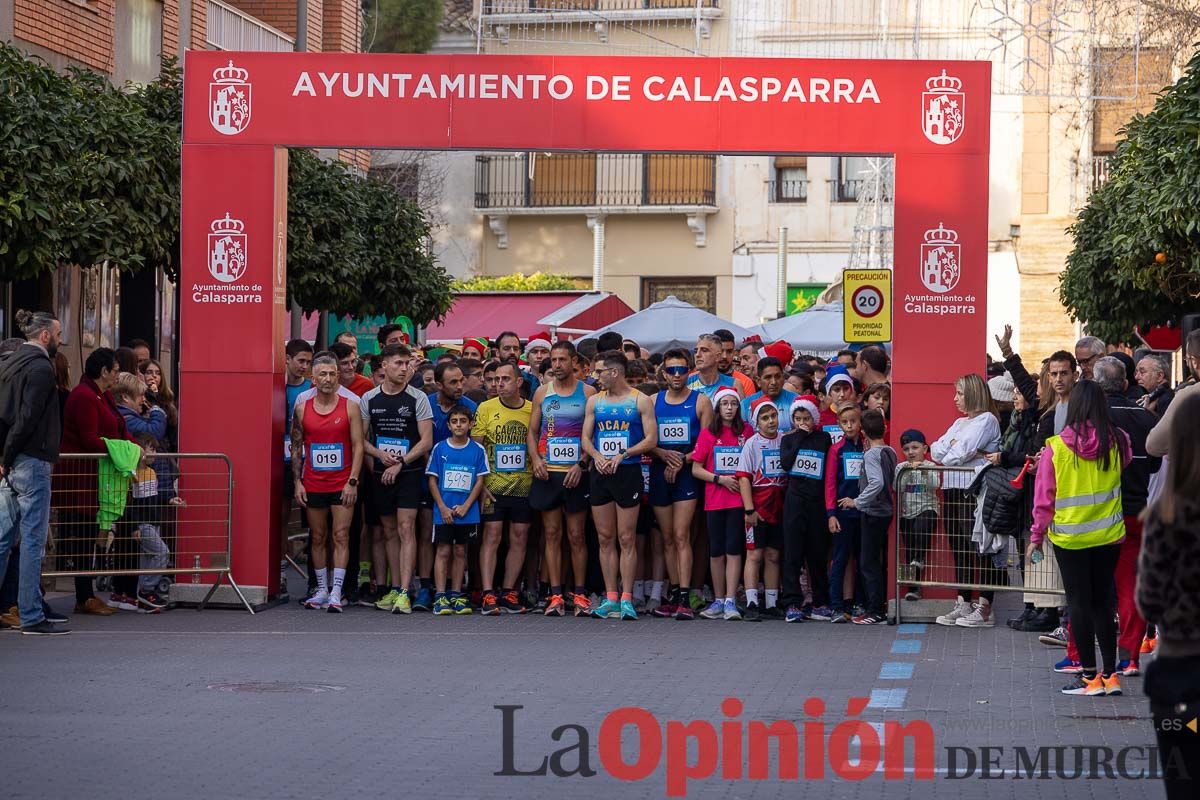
321, 0, 359, 54
190, 0, 206, 48
228, 0, 322, 51
14, 0, 116, 73
163, 0, 180, 61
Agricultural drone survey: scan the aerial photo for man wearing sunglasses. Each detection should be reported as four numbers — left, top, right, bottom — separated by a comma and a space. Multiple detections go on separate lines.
648, 349, 713, 620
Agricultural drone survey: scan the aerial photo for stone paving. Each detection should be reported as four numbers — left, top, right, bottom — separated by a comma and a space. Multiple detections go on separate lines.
0, 585, 1165, 800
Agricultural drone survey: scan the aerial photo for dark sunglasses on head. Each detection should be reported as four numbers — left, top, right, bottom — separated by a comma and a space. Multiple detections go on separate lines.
664, 365, 689, 376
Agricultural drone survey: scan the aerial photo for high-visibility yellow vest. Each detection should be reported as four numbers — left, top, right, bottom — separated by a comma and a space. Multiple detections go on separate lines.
1046, 435, 1125, 550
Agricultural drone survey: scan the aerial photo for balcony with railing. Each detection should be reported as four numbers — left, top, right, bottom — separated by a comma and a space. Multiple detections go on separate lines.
206, 0, 295, 52
1091, 154, 1113, 193
475, 153, 717, 247
767, 179, 808, 203
481, 0, 722, 43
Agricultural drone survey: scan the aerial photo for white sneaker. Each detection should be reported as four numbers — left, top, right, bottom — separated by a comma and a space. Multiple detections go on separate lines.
326, 588, 344, 613
955, 603, 995, 628
303, 589, 329, 609
935, 598, 972, 626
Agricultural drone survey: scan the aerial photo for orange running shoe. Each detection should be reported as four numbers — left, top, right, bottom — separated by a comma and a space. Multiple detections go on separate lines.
544, 594, 566, 616
499, 590, 526, 614
1103, 673, 1123, 696
571, 593, 592, 617
1140, 636, 1156, 655
480, 593, 499, 616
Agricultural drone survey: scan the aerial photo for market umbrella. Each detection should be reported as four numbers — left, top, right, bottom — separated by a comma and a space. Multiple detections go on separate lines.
754, 303, 850, 359
588, 296, 759, 354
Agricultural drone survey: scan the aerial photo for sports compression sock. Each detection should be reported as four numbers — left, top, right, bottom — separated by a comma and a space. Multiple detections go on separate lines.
332, 568, 346, 591
746, 588, 760, 606
315, 568, 328, 593
765, 589, 779, 609
650, 581, 663, 602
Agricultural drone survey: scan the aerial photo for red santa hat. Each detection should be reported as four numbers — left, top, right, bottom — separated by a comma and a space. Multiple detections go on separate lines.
712, 386, 741, 410
789, 395, 820, 423
525, 332, 553, 355
749, 395, 778, 424
461, 337, 488, 358
758, 340, 794, 366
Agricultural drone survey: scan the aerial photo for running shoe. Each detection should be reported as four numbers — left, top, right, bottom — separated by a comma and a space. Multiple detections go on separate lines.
357, 585, 380, 607
391, 589, 412, 615
651, 601, 677, 618
743, 602, 762, 622
499, 590, 526, 614
592, 599, 621, 619
645, 597, 661, 615
764, 605, 784, 620
1140, 635, 1157, 655
413, 586, 433, 612
480, 593, 499, 616
699, 600, 724, 620
1116, 659, 1140, 677
571, 593, 592, 617
809, 605, 834, 622
1053, 657, 1083, 674
723, 599, 742, 621
853, 613, 887, 625
851, 604, 866, 618
830, 610, 852, 624
137, 591, 166, 610
453, 595, 472, 615
327, 589, 344, 613
375, 589, 400, 612
674, 604, 694, 621
689, 591, 706, 612
357, 565, 370, 588
433, 595, 452, 616
935, 598, 973, 627
1103, 673, 1122, 696
955, 604, 995, 628
1061, 673, 1106, 696
107, 593, 139, 612
1039, 626, 1069, 647
544, 594, 566, 617
523, 590, 540, 611
903, 588, 921, 602
1007, 607, 1037, 629
303, 589, 329, 610
620, 600, 638, 621
785, 606, 805, 623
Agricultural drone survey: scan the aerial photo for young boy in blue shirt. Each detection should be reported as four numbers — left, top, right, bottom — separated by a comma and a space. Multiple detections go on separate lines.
426, 405, 489, 615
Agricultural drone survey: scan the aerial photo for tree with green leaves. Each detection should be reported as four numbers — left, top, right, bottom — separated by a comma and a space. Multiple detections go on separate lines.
1060, 47, 1200, 344
362, 0, 444, 53
452, 272, 585, 292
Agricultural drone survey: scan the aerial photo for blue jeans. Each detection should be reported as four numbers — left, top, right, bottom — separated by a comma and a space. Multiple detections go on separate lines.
0, 455, 54, 627
829, 513, 861, 612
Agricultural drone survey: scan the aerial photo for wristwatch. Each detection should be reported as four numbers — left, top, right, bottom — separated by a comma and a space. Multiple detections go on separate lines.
347, 477, 359, 487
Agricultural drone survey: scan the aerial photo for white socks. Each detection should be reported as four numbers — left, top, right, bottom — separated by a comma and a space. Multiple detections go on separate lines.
650, 581, 663, 601
765, 589, 779, 610
315, 568, 328, 593
746, 588, 760, 606
332, 568, 346, 590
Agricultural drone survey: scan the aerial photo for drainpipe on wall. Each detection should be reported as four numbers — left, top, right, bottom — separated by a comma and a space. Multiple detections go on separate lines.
776, 226, 788, 319
588, 214, 605, 293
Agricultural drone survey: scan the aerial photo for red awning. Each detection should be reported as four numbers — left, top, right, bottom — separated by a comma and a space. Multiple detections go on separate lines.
425, 292, 632, 342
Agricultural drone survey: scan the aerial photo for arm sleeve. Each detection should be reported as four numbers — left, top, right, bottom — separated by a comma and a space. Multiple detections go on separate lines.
935, 415, 999, 465
413, 391, 434, 422
1004, 353, 1039, 406
122, 407, 168, 441
73, 397, 106, 453
476, 443, 490, 476
824, 441, 841, 516
736, 440, 759, 480
928, 419, 957, 463
1143, 383, 1196, 457
856, 449, 885, 507
1029, 445, 1057, 543
690, 430, 713, 467
779, 432, 798, 473
3, 366, 54, 466
424, 443, 439, 477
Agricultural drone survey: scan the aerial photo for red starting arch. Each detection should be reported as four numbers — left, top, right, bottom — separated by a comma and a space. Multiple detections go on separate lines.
180, 52, 990, 602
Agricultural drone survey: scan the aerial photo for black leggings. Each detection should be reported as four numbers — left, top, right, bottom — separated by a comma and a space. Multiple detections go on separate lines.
899, 510, 935, 570
706, 508, 745, 559
59, 512, 97, 603
1056, 542, 1120, 674
943, 488, 999, 602
781, 493, 829, 609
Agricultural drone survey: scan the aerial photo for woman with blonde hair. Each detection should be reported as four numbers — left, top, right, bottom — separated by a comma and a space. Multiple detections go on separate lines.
931, 373, 1002, 628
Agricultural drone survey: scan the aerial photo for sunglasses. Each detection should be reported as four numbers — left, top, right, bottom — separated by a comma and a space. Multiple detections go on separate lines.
663, 365, 689, 376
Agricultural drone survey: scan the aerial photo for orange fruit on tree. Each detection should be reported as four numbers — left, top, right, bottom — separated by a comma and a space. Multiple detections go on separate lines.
1155, 252, 1167, 264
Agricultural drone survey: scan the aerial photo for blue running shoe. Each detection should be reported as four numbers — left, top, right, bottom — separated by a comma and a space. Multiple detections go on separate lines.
620, 600, 637, 621
810, 605, 834, 621
723, 598, 742, 621
413, 586, 433, 612
785, 606, 806, 623
592, 599, 621, 619
1054, 656, 1083, 674
699, 600, 724, 619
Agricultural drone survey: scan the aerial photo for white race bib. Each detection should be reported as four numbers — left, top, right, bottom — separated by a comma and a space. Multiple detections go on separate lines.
657, 417, 691, 446
495, 444, 526, 472
763, 448, 783, 478
547, 437, 580, 466
824, 424, 845, 445
714, 446, 741, 475
310, 443, 344, 471
598, 431, 630, 457
790, 449, 824, 480
442, 466, 474, 493
377, 437, 409, 460
843, 452, 864, 479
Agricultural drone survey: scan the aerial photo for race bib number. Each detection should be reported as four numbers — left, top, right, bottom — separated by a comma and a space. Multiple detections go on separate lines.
442, 466, 474, 493
763, 448, 783, 478
547, 437, 581, 466
377, 437, 409, 460
657, 417, 691, 446
495, 444, 526, 472
309, 443, 344, 472
714, 446, 741, 475
790, 449, 824, 480
843, 452, 864, 479
598, 431, 630, 458
824, 424, 845, 444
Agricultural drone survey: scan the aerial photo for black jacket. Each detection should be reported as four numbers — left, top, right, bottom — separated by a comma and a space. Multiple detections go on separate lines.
779, 427, 832, 502
0, 344, 62, 467
1106, 391, 1161, 517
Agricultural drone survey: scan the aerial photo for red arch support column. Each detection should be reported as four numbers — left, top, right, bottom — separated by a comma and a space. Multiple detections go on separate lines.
176, 144, 288, 606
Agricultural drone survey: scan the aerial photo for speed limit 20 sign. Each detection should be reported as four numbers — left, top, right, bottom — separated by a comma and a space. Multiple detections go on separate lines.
843, 269, 892, 343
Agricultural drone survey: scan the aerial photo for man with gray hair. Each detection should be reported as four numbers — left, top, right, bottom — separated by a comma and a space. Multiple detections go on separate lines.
1074, 335, 1106, 381
1146, 329, 1200, 457
1135, 353, 1174, 418
1094, 355, 1161, 674
0, 310, 67, 634
687, 334, 740, 399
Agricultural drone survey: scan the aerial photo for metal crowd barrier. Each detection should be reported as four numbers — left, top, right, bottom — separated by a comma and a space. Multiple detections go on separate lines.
893, 463, 1063, 625
44, 453, 253, 614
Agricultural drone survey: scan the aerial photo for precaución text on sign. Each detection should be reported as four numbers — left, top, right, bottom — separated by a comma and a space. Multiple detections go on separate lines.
843, 269, 892, 343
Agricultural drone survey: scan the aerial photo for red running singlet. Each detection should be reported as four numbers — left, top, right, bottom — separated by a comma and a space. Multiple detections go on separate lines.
302, 394, 353, 493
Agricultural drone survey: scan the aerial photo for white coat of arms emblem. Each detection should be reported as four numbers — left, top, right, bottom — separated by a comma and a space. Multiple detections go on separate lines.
922, 70, 965, 145
209, 61, 251, 136
920, 223, 961, 294
208, 213, 248, 283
